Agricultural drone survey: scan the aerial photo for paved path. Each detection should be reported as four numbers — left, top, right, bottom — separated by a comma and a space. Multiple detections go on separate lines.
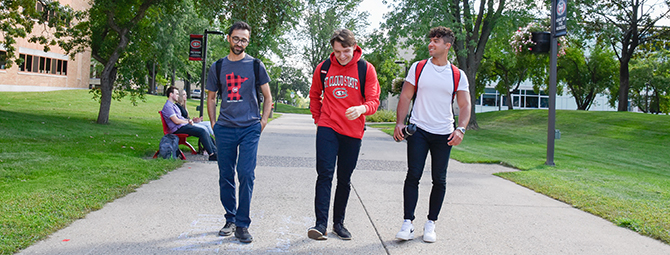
19, 113, 670, 254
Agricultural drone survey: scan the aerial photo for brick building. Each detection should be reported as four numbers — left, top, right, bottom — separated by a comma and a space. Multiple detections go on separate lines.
0, 0, 91, 91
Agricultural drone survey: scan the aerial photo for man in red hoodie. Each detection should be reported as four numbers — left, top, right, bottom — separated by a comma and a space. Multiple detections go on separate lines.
307, 29, 380, 241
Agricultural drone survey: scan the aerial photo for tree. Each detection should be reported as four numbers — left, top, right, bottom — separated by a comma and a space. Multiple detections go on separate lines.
300, 0, 368, 72
54, 0, 300, 124
628, 49, 670, 113
479, 15, 546, 110
58, 0, 180, 124
362, 30, 401, 101
582, 0, 670, 111
558, 41, 618, 110
270, 64, 310, 104
383, 0, 530, 129
198, 0, 302, 60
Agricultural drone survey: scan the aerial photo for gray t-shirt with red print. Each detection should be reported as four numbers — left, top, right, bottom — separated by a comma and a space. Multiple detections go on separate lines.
206, 55, 270, 128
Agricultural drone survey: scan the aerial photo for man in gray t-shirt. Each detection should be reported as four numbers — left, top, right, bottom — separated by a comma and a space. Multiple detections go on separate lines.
206, 21, 273, 244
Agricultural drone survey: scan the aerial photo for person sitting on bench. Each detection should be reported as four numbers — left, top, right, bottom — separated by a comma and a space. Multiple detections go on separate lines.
162, 86, 217, 161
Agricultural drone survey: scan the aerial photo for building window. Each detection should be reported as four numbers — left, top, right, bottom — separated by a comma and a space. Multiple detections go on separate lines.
39, 56, 46, 73
26, 55, 33, 72
45, 58, 52, 73
475, 88, 502, 107
17, 53, 67, 76
19, 54, 25, 71
0, 51, 6, 70
32, 55, 39, 73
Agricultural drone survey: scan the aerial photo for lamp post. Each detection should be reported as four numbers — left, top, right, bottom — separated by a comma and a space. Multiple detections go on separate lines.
198, 29, 224, 118
546, 0, 567, 166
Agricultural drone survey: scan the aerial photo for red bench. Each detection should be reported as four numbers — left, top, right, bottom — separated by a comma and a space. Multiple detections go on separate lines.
153, 111, 197, 159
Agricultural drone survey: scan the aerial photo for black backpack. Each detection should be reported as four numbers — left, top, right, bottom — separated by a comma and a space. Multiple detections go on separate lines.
158, 134, 180, 159
318, 58, 368, 99
214, 57, 263, 114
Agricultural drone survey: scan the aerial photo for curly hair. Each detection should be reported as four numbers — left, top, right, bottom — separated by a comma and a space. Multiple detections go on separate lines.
428, 26, 455, 44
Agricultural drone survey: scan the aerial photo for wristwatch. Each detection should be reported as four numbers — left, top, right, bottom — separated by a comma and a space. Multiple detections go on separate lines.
456, 127, 466, 135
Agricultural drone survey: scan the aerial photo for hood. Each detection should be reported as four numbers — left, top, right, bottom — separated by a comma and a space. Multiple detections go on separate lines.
328, 45, 363, 67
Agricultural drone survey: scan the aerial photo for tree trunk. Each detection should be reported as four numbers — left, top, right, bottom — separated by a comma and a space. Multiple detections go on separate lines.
618, 60, 630, 111
506, 91, 514, 110
96, 65, 118, 124
465, 69, 479, 130
171, 67, 176, 87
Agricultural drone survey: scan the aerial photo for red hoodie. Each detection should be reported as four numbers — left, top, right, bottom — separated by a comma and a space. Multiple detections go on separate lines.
309, 45, 380, 139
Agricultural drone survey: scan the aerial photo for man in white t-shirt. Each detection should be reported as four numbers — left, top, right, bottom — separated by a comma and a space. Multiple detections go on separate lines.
393, 26, 472, 243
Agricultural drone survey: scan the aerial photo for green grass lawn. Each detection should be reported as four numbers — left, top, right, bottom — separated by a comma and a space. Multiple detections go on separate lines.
370, 110, 670, 244
274, 103, 311, 114
0, 90, 204, 254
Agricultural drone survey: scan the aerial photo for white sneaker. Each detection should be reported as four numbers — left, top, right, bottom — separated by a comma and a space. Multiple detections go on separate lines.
395, 219, 414, 240
423, 220, 436, 243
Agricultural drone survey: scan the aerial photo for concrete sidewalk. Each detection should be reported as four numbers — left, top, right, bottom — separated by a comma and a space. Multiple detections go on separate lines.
19, 113, 670, 254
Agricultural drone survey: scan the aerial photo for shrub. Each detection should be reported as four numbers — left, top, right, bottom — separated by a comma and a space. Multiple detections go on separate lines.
366, 109, 396, 122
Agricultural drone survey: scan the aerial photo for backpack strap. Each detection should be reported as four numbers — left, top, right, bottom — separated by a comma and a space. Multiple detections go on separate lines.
253, 58, 262, 113
451, 64, 460, 102
451, 64, 461, 129
319, 58, 331, 93
357, 59, 367, 100
413, 59, 429, 100
320, 58, 367, 100
215, 58, 224, 99
407, 59, 429, 124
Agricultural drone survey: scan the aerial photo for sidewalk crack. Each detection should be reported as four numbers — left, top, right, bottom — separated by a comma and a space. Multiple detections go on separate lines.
352, 184, 391, 255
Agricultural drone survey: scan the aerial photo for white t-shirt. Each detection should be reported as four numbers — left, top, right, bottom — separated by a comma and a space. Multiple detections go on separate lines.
405, 58, 469, 135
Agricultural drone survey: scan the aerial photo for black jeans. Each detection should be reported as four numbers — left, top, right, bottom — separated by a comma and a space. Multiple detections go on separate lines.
175, 124, 216, 155
403, 127, 452, 221
314, 126, 361, 227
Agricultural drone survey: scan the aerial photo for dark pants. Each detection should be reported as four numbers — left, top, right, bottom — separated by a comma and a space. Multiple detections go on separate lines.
175, 124, 216, 155
403, 127, 452, 221
314, 126, 362, 227
214, 122, 261, 228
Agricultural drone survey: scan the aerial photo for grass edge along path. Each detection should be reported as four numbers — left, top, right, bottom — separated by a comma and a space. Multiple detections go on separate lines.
369, 110, 670, 244
0, 90, 191, 254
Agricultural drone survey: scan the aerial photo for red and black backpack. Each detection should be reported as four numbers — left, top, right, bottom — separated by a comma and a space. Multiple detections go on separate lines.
407, 59, 462, 128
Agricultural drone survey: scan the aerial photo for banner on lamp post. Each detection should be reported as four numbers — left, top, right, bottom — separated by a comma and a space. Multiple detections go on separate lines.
553, 0, 567, 37
189, 34, 203, 61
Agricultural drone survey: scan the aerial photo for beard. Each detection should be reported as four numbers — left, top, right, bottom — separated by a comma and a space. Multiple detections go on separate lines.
230, 45, 245, 55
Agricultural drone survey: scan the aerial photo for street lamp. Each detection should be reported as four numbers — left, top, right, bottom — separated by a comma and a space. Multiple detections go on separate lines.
394, 60, 407, 76
198, 29, 225, 118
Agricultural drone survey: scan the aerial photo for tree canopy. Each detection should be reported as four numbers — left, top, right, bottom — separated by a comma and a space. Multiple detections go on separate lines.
580, 0, 670, 111
383, 0, 525, 129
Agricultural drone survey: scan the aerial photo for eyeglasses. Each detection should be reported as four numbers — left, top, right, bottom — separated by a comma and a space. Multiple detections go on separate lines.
231, 36, 249, 45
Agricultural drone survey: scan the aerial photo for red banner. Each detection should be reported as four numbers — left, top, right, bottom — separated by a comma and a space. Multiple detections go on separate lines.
189, 34, 203, 61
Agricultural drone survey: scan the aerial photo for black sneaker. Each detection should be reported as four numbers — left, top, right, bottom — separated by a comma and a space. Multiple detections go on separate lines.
208, 153, 217, 161
333, 223, 352, 240
218, 222, 236, 236
308, 224, 327, 240
235, 227, 253, 243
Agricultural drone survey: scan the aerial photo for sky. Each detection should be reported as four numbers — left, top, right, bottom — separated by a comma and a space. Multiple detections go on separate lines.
359, 0, 391, 33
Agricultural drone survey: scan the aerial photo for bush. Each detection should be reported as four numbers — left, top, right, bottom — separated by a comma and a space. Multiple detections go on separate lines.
366, 109, 396, 122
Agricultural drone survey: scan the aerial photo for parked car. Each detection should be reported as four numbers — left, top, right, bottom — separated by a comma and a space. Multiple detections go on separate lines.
191, 89, 201, 99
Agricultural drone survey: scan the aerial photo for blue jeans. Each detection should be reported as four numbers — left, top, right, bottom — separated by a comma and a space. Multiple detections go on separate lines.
175, 124, 216, 155
214, 122, 261, 228
314, 126, 362, 227
403, 127, 452, 221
